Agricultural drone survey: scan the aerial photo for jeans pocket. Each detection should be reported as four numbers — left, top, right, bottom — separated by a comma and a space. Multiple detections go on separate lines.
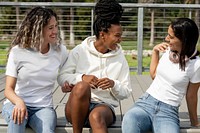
139, 92, 150, 100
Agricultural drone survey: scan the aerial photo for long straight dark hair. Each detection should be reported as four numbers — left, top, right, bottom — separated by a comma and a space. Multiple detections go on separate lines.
171, 18, 199, 70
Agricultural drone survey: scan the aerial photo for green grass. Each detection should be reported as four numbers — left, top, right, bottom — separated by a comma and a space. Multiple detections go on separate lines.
125, 55, 151, 67
120, 40, 155, 50
0, 49, 7, 65
1, 39, 199, 75
0, 69, 5, 73
125, 55, 151, 75
0, 49, 7, 74
0, 40, 10, 49
121, 40, 200, 51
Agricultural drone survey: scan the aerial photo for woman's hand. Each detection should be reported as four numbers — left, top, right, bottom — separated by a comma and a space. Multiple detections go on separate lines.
61, 81, 74, 93
12, 100, 28, 125
82, 75, 98, 89
192, 122, 200, 127
97, 78, 114, 90
153, 42, 169, 53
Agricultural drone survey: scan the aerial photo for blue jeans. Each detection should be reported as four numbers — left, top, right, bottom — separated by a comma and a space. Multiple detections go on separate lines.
2, 102, 57, 133
122, 93, 180, 133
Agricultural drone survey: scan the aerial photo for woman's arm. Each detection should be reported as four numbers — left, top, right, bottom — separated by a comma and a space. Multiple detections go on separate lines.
150, 42, 169, 79
108, 58, 132, 100
186, 82, 200, 126
4, 76, 28, 124
57, 46, 85, 86
5, 76, 18, 104
150, 49, 159, 80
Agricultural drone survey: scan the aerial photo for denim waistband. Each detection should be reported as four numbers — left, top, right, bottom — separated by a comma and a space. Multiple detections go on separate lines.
140, 92, 179, 111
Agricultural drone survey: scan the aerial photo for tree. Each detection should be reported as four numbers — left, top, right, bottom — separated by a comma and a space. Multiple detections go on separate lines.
185, 0, 200, 33
194, 0, 200, 32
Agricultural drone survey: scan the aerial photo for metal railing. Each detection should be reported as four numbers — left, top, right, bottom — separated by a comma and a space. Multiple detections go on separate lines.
0, 2, 200, 74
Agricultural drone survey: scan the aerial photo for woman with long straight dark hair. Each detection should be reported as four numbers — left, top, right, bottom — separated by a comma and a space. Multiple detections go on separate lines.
122, 18, 200, 133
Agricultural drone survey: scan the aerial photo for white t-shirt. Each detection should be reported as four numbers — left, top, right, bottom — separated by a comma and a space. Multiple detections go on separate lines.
5, 44, 68, 107
147, 49, 200, 107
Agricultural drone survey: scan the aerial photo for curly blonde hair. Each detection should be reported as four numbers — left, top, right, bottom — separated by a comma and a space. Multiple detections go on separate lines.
10, 6, 61, 52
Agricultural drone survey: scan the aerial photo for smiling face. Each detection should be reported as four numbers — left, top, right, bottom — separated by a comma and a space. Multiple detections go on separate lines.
101, 24, 122, 51
165, 25, 182, 53
42, 16, 58, 46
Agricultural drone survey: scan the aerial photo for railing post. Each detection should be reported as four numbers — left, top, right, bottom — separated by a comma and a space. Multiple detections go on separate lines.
91, 9, 94, 36
189, 9, 192, 19
137, 7, 144, 75
69, 5, 75, 46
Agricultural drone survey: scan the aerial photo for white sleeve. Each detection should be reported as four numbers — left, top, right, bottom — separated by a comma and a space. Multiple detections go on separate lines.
190, 67, 200, 83
57, 46, 83, 86
59, 44, 69, 69
110, 57, 132, 100
6, 49, 18, 78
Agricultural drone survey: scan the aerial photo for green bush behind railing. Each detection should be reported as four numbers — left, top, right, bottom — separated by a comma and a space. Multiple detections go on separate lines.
0, 40, 200, 74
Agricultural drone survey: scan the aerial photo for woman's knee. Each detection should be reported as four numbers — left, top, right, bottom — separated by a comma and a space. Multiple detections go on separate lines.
89, 111, 107, 127
123, 109, 138, 124
89, 106, 113, 127
29, 107, 57, 132
89, 110, 103, 122
123, 106, 149, 127
72, 81, 91, 99
122, 106, 152, 132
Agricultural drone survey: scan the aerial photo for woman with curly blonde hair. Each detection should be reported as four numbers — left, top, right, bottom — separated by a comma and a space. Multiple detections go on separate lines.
2, 6, 68, 133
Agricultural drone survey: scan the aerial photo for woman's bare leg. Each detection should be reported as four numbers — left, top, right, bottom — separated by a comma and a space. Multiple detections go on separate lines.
89, 105, 114, 133
65, 81, 91, 133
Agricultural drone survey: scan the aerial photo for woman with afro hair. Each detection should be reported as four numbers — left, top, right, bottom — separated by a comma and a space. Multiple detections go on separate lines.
58, 0, 132, 133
